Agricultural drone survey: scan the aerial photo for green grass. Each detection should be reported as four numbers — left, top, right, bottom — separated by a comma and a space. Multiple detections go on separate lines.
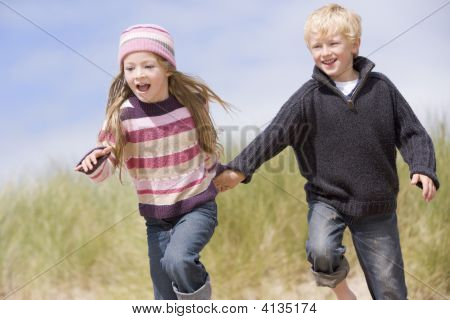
1, 128, 448, 299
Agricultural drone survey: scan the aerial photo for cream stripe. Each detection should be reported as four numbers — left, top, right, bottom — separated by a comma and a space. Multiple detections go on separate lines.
90, 160, 114, 183
120, 100, 134, 109
135, 166, 205, 191
124, 129, 198, 159
120, 31, 173, 46
88, 160, 107, 180
137, 171, 214, 205
204, 152, 219, 170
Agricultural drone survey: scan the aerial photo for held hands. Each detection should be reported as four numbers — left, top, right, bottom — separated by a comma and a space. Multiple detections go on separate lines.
213, 170, 245, 192
74, 146, 113, 173
411, 173, 437, 202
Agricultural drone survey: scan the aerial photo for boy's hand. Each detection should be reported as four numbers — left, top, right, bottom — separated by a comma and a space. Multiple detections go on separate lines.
411, 173, 437, 202
75, 146, 113, 173
214, 170, 245, 192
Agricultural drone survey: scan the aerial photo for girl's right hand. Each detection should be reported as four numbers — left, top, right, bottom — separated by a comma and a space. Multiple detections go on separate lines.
75, 146, 113, 172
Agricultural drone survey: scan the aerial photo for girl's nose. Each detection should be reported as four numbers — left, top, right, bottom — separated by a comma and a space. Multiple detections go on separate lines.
136, 67, 144, 78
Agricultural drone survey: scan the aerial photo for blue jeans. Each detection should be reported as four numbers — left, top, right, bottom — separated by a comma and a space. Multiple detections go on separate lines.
306, 200, 407, 299
145, 201, 218, 300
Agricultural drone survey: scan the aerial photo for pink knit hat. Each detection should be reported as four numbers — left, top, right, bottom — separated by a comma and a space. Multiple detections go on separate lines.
118, 24, 176, 68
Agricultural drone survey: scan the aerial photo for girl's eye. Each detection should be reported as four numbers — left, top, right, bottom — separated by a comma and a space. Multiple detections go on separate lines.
125, 67, 134, 72
145, 65, 155, 69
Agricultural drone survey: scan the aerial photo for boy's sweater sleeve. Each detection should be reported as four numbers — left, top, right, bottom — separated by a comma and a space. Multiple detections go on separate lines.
391, 80, 440, 189
76, 123, 118, 183
226, 88, 305, 183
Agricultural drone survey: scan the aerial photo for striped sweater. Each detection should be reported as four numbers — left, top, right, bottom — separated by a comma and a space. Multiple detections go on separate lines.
79, 95, 220, 219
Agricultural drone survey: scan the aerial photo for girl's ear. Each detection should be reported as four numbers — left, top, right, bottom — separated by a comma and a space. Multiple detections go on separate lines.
161, 60, 174, 77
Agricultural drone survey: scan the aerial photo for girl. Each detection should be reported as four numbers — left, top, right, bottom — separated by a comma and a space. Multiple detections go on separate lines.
75, 24, 229, 300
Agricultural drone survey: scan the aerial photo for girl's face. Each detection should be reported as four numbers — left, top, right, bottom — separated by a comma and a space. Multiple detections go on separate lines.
308, 32, 360, 82
123, 51, 171, 103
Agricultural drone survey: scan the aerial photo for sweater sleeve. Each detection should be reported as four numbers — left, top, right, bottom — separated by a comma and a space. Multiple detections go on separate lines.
390, 80, 440, 190
226, 88, 305, 183
77, 122, 118, 183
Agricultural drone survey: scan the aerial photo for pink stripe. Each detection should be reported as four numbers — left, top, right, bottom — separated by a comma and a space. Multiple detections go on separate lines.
127, 118, 195, 143
137, 176, 207, 195
122, 108, 191, 130
135, 167, 205, 191
98, 130, 115, 143
126, 145, 200, 169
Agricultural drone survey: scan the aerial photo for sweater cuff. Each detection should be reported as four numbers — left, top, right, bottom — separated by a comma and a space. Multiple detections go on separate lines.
223, 162, 252, 184
410, 166, 440, 190
76, 146, 110, 176
214, 163, 227, 177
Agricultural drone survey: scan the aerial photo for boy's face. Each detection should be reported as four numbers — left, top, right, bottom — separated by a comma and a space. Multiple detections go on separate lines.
123, 51, 171, 103
308, 32, 360, 82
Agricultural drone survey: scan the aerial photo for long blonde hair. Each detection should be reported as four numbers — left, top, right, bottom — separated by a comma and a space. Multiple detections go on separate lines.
103, 55, 229, 179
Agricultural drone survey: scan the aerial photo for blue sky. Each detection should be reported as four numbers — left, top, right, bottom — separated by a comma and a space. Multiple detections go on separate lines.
0, 0, 449, 183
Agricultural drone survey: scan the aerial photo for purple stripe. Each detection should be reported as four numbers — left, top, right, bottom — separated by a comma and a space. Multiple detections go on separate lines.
121, 95, 184, 120
138, 183, 218, 219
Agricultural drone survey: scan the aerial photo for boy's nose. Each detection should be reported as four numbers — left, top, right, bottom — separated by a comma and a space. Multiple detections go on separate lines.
321, 45, 331, 56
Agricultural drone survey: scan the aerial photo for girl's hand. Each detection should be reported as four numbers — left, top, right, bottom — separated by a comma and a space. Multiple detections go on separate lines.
411, 173, 437, 202
214, 170, 245, 192
75, 146, 113, 173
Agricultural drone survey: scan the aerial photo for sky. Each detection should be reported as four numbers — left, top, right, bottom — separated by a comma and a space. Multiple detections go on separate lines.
0, 0, 449, 183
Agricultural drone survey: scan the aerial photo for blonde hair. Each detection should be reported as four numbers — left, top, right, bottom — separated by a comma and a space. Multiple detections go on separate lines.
104, 55, 229, 180
304, 3, 361, 46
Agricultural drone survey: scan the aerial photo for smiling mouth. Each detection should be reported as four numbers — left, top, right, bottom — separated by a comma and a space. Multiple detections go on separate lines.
136, 84, 150, 92
322, 58, 337, 66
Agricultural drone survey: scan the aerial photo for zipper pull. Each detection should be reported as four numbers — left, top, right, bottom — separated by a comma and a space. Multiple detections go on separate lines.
347, 100, 354, 108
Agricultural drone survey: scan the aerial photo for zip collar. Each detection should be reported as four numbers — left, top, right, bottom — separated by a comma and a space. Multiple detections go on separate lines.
311, 56, 376, 109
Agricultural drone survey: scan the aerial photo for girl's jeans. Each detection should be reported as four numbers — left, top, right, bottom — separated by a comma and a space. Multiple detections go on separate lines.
306, 200, 407, 299
145, 201, 218, 300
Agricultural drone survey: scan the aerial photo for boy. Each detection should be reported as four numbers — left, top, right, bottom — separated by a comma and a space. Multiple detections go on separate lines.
214, 4, 439, 299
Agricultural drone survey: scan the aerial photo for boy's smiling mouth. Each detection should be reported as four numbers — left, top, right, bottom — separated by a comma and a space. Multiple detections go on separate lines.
322, 58, 337, 66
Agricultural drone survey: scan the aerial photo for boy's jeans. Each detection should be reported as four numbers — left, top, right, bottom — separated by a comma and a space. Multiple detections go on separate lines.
306, 200, 407, 299
145, 201, 218, 300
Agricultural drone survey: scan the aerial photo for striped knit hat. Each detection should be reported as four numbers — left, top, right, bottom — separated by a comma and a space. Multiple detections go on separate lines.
118, 24, 176, 68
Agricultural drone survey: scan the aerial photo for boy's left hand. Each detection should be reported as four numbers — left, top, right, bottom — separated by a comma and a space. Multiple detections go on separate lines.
411, 173, 437, 202
214, 170, 245, 192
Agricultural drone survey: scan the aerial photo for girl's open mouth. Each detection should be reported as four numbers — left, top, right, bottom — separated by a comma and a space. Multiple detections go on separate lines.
136, 84, 150, 92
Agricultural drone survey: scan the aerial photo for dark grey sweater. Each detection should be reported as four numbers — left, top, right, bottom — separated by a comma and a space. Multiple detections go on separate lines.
227, 56, 439, 216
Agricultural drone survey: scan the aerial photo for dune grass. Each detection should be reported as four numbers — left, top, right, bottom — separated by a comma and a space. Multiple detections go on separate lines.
0, 128, 448, 300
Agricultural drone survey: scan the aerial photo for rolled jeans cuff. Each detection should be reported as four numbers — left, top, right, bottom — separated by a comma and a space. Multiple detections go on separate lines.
311, 257, 350, 288
173, 276, 212, 300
